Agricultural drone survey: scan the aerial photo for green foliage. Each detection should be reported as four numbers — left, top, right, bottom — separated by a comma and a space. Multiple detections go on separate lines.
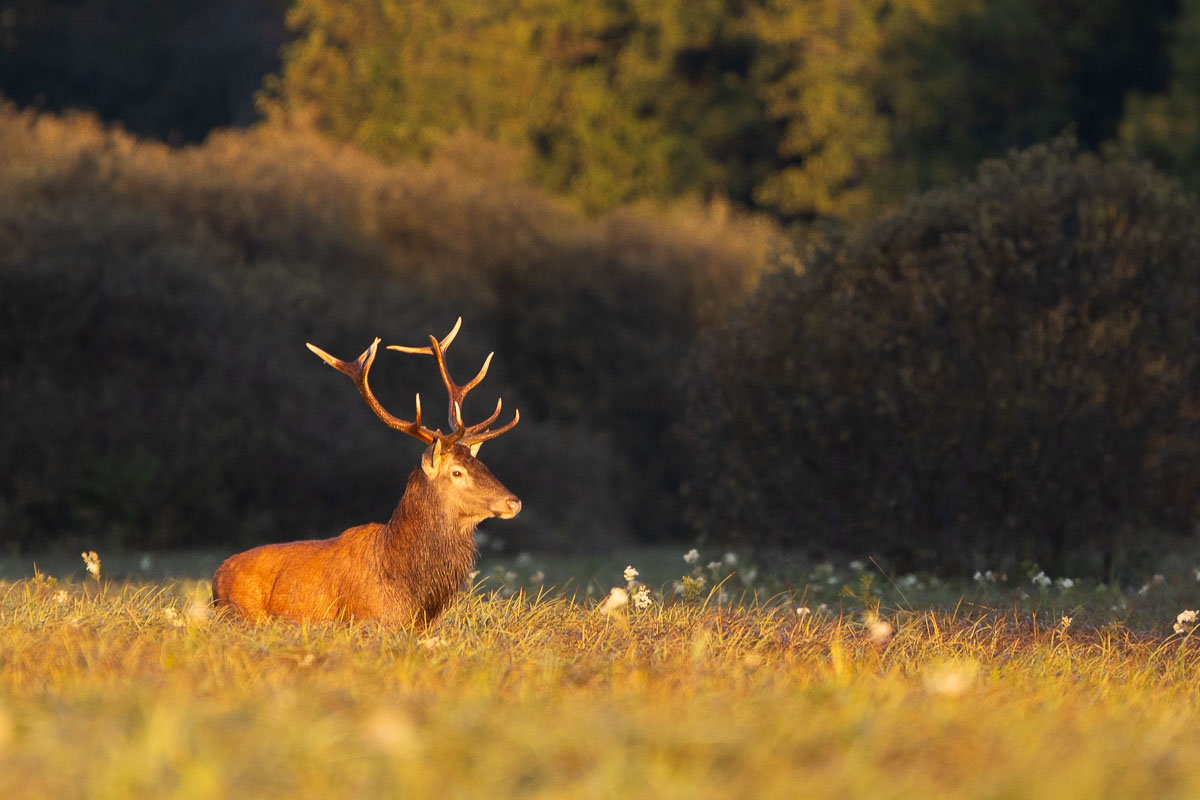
265, 0, 898, 216
0, 105, 778, 553
881, 0, 1176, 190
679, 139, 1200, 574
266, 0, 1181, 219
1117, 0, 1200, 196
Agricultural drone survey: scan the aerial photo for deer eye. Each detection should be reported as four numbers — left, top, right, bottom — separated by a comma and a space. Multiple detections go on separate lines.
451, 468, 465, 478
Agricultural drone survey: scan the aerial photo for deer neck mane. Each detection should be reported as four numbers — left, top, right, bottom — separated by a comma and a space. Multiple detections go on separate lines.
377, 468, 480, 615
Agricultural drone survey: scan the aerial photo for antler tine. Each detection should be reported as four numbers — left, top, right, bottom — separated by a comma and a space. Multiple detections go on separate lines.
460, 408, 520, 448
386, 317, 462, 356
425, 333, 495, 434
306, 339, 437, 445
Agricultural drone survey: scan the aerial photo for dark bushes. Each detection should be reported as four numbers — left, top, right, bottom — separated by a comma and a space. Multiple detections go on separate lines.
679, 139, 1200, 575
0, 107, 778, 554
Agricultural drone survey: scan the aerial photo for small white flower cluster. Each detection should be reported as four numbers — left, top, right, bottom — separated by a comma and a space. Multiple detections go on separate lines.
864, 611, 894, 646
1173, 609, 1198, 635
163, 607, 185, 628
677, 548, 749, 601
795, 603, 831, 616
81, 551, 101, 579
973, 570, 998, 583
601, 565, 653, 615
599, 586, 629, 615
1030, 571, 1052, 588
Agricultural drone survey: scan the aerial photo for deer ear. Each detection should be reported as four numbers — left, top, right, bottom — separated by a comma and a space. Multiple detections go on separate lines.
468, 442, 482, 458
421, 438, 445, 478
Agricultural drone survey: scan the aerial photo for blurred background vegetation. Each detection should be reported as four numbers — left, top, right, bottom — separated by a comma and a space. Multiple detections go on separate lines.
1, 0, 1198, 577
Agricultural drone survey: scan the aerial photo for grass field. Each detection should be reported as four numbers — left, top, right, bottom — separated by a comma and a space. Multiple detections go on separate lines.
3, 551, 1200, 799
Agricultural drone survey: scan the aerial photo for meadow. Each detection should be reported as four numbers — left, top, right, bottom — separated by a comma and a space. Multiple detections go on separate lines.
3, 552, 1200, 799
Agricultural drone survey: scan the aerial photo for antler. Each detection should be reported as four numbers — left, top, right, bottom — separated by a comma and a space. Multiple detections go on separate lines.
305, 338, 437, 445
308, 319, 518, 450
387, 318, 519, 448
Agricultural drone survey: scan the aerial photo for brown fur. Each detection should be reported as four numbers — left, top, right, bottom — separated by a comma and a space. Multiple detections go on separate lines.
212, 442, 520, 628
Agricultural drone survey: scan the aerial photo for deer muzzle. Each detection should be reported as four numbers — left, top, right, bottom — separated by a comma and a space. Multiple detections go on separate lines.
493, 496, 522, 519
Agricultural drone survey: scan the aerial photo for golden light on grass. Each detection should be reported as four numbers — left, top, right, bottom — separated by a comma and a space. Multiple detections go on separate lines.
3, 572, 1200, 798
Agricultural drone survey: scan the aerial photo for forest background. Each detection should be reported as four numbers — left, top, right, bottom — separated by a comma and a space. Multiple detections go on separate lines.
3, 0, 1200, 578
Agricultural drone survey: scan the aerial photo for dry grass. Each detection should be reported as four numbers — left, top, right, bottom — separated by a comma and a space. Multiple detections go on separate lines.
3, 560, 1200, 799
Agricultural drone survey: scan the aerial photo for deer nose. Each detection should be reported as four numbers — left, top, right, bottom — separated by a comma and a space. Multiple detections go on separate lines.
500, 497, 521, 518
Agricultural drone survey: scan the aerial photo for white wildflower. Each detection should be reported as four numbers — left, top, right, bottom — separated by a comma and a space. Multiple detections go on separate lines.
796, 606, 812, 617
53, 589, 69, 605
139, 554, 153, 572
418, 636, 448, 650
707, 561, 722, 572
1056, 577, 1075, 590
530, 570, 545, 583
683, 548, 700, 565
1174, 609, 1199, 635
724, 552, 738, 566
924, 659, 979, 698
849, 560, 866, 572
599, 587, 629, 615
1060, 615, 1073, 630
623, 566, 639, 584
185, 595, 211, 624
742, 567, 758, 584
1031, 571, 1051, 588
865, 612, 894, 646
81, 551, 100, 578
633, 587, 652, 610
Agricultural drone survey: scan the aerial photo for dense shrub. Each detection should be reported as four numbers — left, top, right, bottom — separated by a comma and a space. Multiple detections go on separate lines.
679, 139, 1200, 575
0, 106, 779, 554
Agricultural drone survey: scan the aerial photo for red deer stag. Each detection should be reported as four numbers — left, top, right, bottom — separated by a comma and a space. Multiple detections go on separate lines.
212, 318, 520, 627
